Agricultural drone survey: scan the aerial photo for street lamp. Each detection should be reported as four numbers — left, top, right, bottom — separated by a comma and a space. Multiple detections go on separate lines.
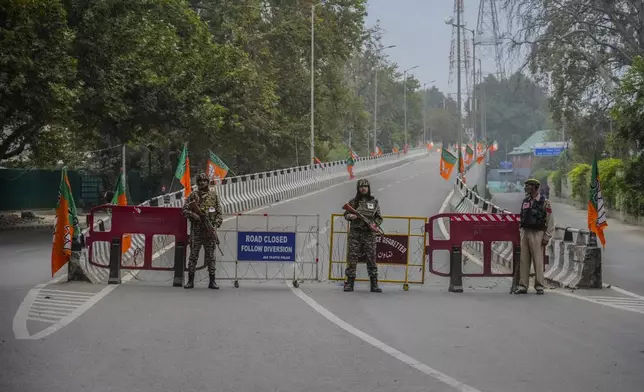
461, 26, 480, 140
403, 65, 419, 148
374, 44, 396, 154
422, 80, 436, 145
445, 13, 463, 163
310, 1, 325, 165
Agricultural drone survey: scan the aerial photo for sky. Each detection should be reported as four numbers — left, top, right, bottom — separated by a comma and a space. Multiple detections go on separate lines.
365, 0, 505, 96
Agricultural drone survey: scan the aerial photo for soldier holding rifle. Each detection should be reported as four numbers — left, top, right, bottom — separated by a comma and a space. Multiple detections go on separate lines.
182, 172, 223, 290
342, 178, 384, 293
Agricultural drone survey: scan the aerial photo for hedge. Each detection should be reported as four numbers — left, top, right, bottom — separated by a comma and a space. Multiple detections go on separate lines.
568, 163, 591, 201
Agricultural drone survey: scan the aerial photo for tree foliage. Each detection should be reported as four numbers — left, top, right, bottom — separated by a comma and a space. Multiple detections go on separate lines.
2, 0, 456, 181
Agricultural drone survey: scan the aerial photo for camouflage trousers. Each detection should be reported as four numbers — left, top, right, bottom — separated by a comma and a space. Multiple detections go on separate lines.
345, 231, 378, 278
188, 234, 216, 275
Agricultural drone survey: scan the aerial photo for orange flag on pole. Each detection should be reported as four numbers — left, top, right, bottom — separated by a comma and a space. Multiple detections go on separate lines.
439, 148, 457, 180
111, 171, 131, 254
51, 169, 79, 277
175, 145, 191, 197
588, 157, 607, 247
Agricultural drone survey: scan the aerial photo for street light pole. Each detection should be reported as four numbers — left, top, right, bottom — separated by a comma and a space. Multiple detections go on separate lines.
464, 27, 476, 140
403, 65, 419, 149
422, 80, 436, 145
310, 3, 315, 165
374, 44, 396, 154
456, 2, 462, 159
404, 70, 407, 148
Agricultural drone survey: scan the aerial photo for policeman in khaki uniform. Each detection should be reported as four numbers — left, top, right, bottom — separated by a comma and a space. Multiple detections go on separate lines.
343, 179, 383, 293
515, 178, 555, 295
182, 173, 223, 290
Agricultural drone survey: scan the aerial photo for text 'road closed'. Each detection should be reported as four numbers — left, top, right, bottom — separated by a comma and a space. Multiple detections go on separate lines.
237, 231, 297, 262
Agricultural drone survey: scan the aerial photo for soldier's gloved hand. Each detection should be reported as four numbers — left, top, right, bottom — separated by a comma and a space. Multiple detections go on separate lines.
346, 214, 357, 220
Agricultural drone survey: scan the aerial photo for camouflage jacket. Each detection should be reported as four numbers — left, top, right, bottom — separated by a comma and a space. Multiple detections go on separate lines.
343, 196, 383, 232
182, 189, 223, 235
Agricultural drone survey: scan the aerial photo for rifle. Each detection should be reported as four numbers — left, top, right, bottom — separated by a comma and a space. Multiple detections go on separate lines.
342, 203, 384, 235
186, 199, 224, 256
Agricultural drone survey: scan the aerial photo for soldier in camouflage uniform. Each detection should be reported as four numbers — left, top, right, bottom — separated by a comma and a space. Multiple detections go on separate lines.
182, 172, 223, 289
343, 178, 383, 293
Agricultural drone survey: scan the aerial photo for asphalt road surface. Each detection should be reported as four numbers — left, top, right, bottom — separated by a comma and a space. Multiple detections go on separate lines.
492, 192, 644, 297
2, 156, 644, 392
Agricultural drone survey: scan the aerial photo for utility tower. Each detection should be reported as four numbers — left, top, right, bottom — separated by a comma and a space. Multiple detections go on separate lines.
448, 0, 472, 142
476, 0, 505, 77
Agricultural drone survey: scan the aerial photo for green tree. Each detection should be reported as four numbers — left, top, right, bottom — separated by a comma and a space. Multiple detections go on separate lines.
0, 0, 78, 160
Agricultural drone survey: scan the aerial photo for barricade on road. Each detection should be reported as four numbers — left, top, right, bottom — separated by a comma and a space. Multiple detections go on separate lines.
544, 227, 602, 289
451, 176, 602, 289
77, 148, 430, 284
85, 205, 188, 287
449, 177, 548, 269
328, 214, 427, 290
426, 212, 520, 292
216, 213, 320, 288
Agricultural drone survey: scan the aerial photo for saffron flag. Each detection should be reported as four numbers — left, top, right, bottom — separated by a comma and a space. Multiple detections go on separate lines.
392, 146, 399, 153
207, 150, 229, 183
111, 171, 132, 254
587, 157, 607, 247
51, 169, 79, 277
314, 157, 322, 165
175, 145, 191, 197
458, 149, 464, 174
465, 145, 474, 165
350, 149, 359, 160
376, 146, 383, 156
439, 148, 457, 180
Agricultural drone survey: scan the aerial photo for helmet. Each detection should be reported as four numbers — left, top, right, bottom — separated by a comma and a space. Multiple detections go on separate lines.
524, 178, 540, 186
196, 172, 209, 182
357, 179, 370, 188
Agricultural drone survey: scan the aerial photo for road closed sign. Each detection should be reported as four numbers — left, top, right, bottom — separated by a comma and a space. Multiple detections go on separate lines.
237, 231, 296, 262
373, 234, 409, 265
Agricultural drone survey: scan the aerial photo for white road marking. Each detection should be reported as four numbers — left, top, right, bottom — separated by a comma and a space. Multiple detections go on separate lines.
437, 188, 644, 315
287, 282, 483, 392
377, 188, 384, 191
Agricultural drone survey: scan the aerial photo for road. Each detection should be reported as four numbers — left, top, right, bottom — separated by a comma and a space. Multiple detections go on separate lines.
492, 192, 644, 297
2, 155, 644, 392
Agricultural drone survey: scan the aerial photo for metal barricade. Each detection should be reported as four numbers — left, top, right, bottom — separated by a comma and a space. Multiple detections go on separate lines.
86, 205, 188, 287
426, 212, 548, 293
328, 214, 427, 290
216, 213, 320, 288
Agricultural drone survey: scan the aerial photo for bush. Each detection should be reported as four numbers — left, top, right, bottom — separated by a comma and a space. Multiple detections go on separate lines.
548, 170, 563, 197
597, 158, 625, 209
568, 163, 591, 201
616, 156, 644, 216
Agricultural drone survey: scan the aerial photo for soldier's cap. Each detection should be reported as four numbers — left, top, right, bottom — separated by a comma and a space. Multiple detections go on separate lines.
357, 179, 370, 188
524, 178, 540, 186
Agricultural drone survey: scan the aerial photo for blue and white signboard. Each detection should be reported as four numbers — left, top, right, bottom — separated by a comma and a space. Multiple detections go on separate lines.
534, 147, 564, 156
533, 142, 568, 157
237, 231, 296, 262
499, 160, 513, 169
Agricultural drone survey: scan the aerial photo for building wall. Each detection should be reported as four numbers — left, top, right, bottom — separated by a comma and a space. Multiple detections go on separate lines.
511, 154, 532, 169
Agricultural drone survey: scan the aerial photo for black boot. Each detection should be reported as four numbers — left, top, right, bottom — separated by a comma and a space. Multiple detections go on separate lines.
208, 274, 219, 290
370, 276, 382, 293
184, 273, 195, 289
343, 277, 355, 292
